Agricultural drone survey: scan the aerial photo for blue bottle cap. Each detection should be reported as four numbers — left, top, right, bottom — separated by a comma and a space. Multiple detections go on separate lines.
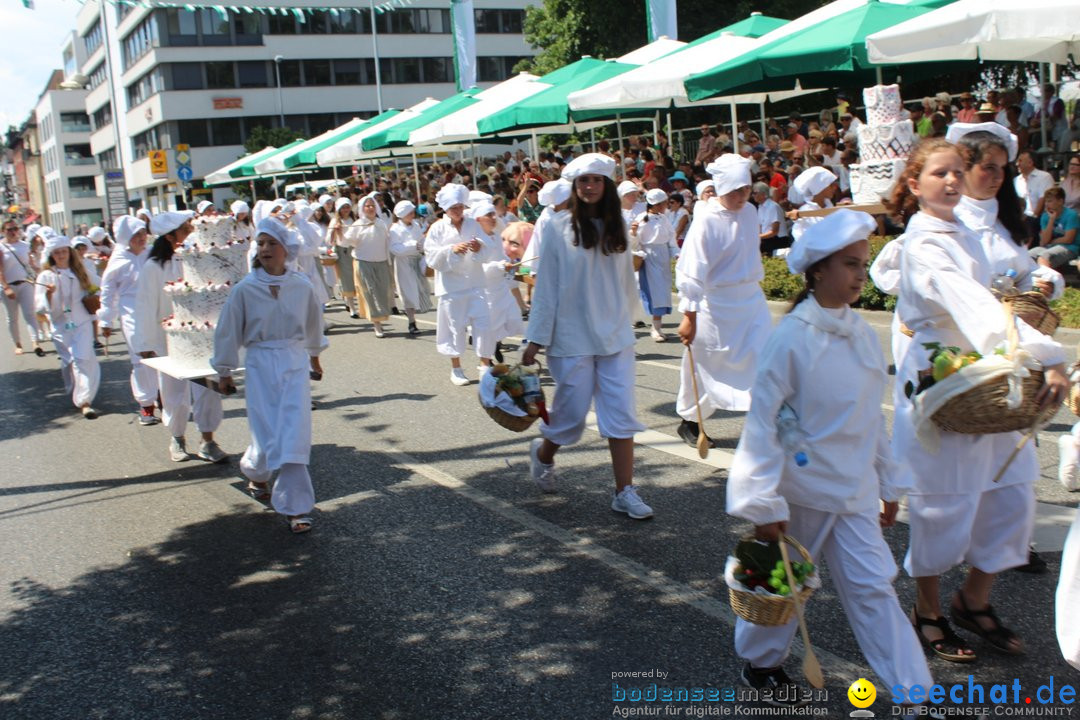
794, 452, 809, 467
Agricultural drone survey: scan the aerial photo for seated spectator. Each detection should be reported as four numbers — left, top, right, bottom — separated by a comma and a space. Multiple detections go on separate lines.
1063, 156, 1080, 212
753, 182, 787, 256
1005, 105, 1030, 153
784, 122, 808, 157
956, 92, 977, 123
1030, 187, 1080, 269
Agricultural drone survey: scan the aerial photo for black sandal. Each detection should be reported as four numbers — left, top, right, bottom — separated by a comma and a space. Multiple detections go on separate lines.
950, 592, 1024, 655
911, 607, 977, 663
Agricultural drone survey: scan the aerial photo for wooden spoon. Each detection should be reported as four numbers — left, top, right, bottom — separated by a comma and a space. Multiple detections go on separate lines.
780, 536, 824, 689
685, 345, 709, 459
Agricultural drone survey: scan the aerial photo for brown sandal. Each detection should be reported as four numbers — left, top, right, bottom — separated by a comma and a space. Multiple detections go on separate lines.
246, 481, 271, 502
912, 607, 977, 663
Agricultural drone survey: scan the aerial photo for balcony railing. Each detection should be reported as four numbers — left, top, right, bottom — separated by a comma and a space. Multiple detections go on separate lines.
65, 157, 97, 166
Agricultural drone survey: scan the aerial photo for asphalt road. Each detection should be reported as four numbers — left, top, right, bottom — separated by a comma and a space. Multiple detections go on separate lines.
0, 301, 1077, 720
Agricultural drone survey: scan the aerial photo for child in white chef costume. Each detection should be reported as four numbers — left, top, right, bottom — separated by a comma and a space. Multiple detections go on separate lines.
790, 166, 838, 243
675, 154, 772, 449
132, 211, 228, 464
214, 218, 326, 534
522, 153, 651, 519
389, 200, 434, 335
473, 200, 524, 362
630, 188, 679, 342
97, 215, 160, 424
727, 210, 933, 706
424, 183, 500, 386
529, 179, 572, 278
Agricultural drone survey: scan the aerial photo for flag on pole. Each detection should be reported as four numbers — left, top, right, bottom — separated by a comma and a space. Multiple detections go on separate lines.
645, 0, 677, 42
450, 0, 476, 91
22, 0, 36, 8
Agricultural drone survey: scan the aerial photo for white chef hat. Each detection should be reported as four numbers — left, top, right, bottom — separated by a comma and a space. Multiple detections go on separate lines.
255, 217, 300, 260
945, 122, 1019, 162
334, 197, 352, 213
436, 183, 470, 210
561, 152, 616, 181
706, 154, 753, 196
393, 200, 416, 219
231, 200, 250, 216
71, 235, 89, 249
786, 210, 877, 275
468, 200, 496, 219
645, 188, 669, 206
87, 226, 107, 243
135, 208, 152, 223
35, 226, 55, 239
319, 194, 333, 206
616, 180, 641, 198
44, 234, 71, 256
295, 204, 315, 222
196, 200, 214, 215
538, 179, 572, 207
793, 166, 837, 200
150, 210, 195, 236
25, 223, 40, 239
113, 215, 147, 248
696, 180, 715, 197
469, 190, 493, 205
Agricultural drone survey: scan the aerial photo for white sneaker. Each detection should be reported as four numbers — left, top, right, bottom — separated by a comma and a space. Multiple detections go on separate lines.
529, 438, 558, 493
1059, 434, 1080, 491
650, 327, 667, 342
612, 486, 654, 519
450, 367, 470, 386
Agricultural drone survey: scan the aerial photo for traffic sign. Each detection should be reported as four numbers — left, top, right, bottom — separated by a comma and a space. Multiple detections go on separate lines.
177, 166, 194, 182
149, 150, 168, 178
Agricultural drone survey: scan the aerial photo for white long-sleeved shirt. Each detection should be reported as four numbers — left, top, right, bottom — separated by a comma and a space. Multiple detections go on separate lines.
211, 269, 326, 377
727, 296, 907, 525
525, 213, 637, 357
633, 211, 679, 252
131, 258, 173, 356
756, 198, 784, 236
344, 217, 391, 262
35, 267, 95, 328
96, 247, 149, 326
424, 216, 500, 297
675, 203, 764, 313
389, 221, 423, 258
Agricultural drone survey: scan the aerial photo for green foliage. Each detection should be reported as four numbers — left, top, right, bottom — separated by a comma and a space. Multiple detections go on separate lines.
244, 125, 299, 155
1051, 288, 1080, 329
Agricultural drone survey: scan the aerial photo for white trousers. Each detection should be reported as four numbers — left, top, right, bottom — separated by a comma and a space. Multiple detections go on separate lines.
52, 321, 99, 408
542, 347, 645, 446
160, 374, 223, 437
735, 505, 933, 692
240, 455, 315, 517
1057, 506, 1080, 671
436, 290, 493, 359
119, 313, 159, 407
3, 281, 39, 347
904, 482, 1033, 577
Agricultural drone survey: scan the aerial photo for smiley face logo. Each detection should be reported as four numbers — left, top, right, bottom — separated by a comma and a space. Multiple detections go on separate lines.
848, 678, 876, 708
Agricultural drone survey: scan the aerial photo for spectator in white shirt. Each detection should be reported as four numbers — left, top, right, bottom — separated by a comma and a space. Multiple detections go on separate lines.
753, 182, 786, 256
1014, 150, 1055, 244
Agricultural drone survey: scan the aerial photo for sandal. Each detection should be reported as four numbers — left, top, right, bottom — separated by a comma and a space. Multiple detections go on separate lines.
911, 607, 977, 663
288, 516, 313, 534
34, 346, 45, 357
950, 592, 1024, 655
246, 481, 271, 502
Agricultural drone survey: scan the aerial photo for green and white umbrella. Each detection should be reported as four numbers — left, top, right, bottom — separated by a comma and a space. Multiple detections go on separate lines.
253, 110, 400, 175
204, 145, 282, 186
315, 98, 442, 166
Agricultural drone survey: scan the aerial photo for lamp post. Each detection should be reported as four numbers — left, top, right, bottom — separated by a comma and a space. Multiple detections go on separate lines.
369, 0, 384, 113
274, 54, 285, 128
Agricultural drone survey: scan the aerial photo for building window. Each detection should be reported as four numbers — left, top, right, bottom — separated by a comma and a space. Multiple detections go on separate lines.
164, 8, 198, 45
308, 113, 338, 135
303, 59, 331, 86
478, 56, 528, 82
237, 61, 267, 88
205, 61, 236, 89
126, 70, 162, 107
358, 8, 449, 34
69, 177, 98, 199
60, 112, 91, 133
475, 9, 524, 34
200, 9, 231, 44
277, 59, 302, 87
116, 2, 133, 23
91, 104, 113, 132
234, 13, 262, 44
243, 116, 278, 135
176, 119, 210, 147
64, 144, 95, 166
73, 210, 105, 227
422, 57, 452, 84
299, 10, 329, 34
122, 14, 158, 68
333, 59, 361, 85
97, 147, 118, 169
131, 126, 163, 160
266, 14, 297, 35
171, 63, 204, 90
210, 118, 242, 146
82, 19, 104, 55
329, 11, 356, 33
88, 62, 107, 91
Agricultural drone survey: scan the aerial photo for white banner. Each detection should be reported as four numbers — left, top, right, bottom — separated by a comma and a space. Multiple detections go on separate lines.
451, 0, 477, 91
645, 0, 677, 42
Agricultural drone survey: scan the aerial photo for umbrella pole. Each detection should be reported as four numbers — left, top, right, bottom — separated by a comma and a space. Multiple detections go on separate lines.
653, 111, 659, 142
590, 127, 595, 152
250, 179, 256, 201
1040, 63, 1049, 150
413, 153, 420, 204
531, 131, 538, 161
616, 113, 624, 178
759, 101, 766, 139
730, 100, 738, 149
273, 175, 279, 199
665, 112, 672, 148
876, 66, 883, 85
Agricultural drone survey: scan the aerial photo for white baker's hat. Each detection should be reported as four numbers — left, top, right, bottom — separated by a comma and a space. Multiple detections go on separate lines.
150, 210, 195, 236
786, 210, 876, 275
196, 200, 214, 215
231, 200, 250, 216
113, 215, 147, 248
793, 166, 837, 200
706, 154, 753, 196
645, 188, 669, 206
436, 183, 470, 210
538, 179, 572, 207
945, 122, 1019, 162
44, 234, 71, 255
561, 152, 616, 181
393, 200, 416, 219
87, 226, 107, 243
468, 200, 496, 219
616, 180, 641, 198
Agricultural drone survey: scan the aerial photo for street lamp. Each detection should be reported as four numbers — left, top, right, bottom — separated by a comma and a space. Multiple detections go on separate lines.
369, 1, 384, 114
273, 54, 285, 128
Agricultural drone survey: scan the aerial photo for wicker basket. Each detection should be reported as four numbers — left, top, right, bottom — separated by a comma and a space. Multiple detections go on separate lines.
1068, 362, 1080, 416
425, 266, 435, 278
1000, 291, 1059, 336
728, 534, 815, 627
319, 255, 338, 267
481, 364, 546, 433
633, 255, 644, 272
931, 303, 1050, 434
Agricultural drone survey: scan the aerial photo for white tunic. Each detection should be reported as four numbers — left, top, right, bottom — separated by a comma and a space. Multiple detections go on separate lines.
97, 248, 148, 326
424, 217, 500, 298
791, 199, 832, 242
634, 210, 678, 313
675, 203, 772, 414
131, 258, 172, 356
727, 296, 908, 524
1058, 507, 1080, 670
389, 221, 433, 312
526, 213, 637, 358
344, 218, 391, 262
482, 247, 525, 341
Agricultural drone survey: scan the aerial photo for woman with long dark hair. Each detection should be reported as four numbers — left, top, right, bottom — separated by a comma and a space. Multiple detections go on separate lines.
522, 153, 651, 519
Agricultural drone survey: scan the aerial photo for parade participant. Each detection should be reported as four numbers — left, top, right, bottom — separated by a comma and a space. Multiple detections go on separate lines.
630, 188, 679, 342
344, 193, 393, 337
290, 202, 331, 311
1058, 508, 1080, 670
231, 200, 253, 244
389, 200, 433, 335
617, 180, 645, 229
668, 192, 690, 247
97, 215, 159, 424
196, 200, 216, 217
327, 197, 360, 318
34, 235, 100, 418
425, 183, 500, 386
790, 166, 838, 242
727, 211, 932, 705
675, 154, 772, 449
530, 179, 573, 277
889, 139, 1068, 662
522, 153, 651, 519
132, 211, 228, 464
70, 236, 100, 285
213, 218, 326, 534
0, 217, 44, 356
473, 200, 523, 364
693, 180, 716, 217
87, 226, 112, 260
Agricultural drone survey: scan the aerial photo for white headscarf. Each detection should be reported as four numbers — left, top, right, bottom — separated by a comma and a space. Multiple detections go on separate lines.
786, 210, 876, 274
149, 210, 194, 236
334, 197, 353, 214
945, 122, 1019, 162
707, 155, 753, 196
468, 200, 496, 219
44, 234, 71, 255
196, 200, 214, 215
436, 183, 470, 210
696, 180, 715, 197
793, 166, 837, 201
645, 188, 668, 206
538, 179, 572, 207
113, 216, 147, 248
24, 223, 41, 241
87, 226, 107, 243
319, 194, 333, 207
469, 190, 493, 205
561, 152, 616, 180
255, 217, 300, 261
71, 235, 89, 249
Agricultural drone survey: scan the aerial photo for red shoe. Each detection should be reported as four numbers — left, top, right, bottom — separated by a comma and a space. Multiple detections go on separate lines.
139, 406, 159, 426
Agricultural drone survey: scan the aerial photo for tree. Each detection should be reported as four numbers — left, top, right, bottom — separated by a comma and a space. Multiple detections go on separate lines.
226, 125, 303, 201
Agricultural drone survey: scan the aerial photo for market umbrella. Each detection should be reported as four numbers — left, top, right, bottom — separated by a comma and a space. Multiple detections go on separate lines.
866, 0, 1080, 65
315, 98, 442, 166
685, 0, 959, 102
360, 88, 482, 153
253, 110, 400, 175
227, 139, 307, 180
408, 72, 543, 147
204, 145, 281, 186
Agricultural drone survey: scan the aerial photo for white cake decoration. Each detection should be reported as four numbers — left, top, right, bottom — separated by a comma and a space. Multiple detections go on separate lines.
851, 84, 912, 204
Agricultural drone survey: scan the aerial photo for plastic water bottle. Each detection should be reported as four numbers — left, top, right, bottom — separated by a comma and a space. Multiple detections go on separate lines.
991, 268, 1018, 295
777, 403, 809, 467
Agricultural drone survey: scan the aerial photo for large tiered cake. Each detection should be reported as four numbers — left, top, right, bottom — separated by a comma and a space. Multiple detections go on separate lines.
849, 84, 915, 204
163, 216, 248, 372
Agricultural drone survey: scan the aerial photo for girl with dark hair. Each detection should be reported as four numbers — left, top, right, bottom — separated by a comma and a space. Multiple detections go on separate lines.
886, 139, 1068, 663
522, 154, 650, 519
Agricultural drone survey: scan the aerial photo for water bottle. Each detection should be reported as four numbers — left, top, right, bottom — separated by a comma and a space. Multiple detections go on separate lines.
777, 403, 809, 467
991, 268, 1018, 295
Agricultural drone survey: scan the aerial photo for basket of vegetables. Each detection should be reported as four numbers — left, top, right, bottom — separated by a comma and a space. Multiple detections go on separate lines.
727, 534, 816, 627
479, 363, 548, 433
